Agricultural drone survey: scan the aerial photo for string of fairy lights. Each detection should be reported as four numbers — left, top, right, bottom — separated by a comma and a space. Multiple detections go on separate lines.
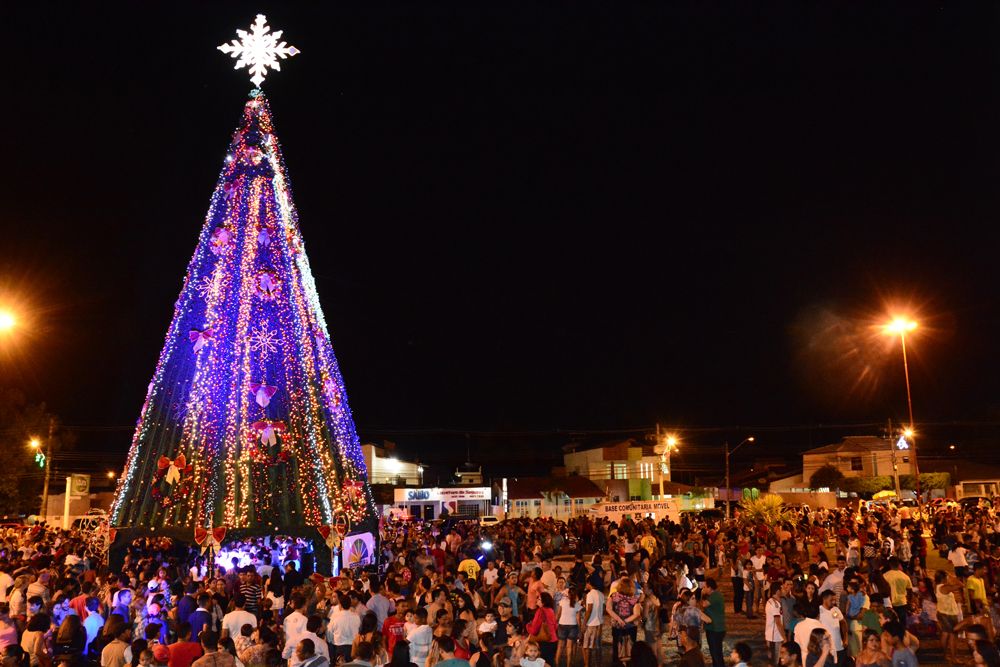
109, 91, 374, 531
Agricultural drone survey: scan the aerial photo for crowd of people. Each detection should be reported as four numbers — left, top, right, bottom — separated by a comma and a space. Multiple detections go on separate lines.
0, 497, 997, 667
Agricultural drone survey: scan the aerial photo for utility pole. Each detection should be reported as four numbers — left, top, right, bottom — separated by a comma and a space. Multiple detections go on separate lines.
888, 418, 901, 498
656, 423, 663, 499
40, 417, 54, 522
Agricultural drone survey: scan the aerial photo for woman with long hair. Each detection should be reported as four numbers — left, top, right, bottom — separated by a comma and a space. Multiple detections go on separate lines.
854, 629, 890, 667
21, 613, 51, 667
53, 614, 87, 665
386, 640, 417, 667
450, 620, 472, 661
354, 612, 388, 666
525, 592, 558, 667
554, 586, 581, 667
606, 576, 640, 663
805, 627, 835, 667
264, 568, 284, 613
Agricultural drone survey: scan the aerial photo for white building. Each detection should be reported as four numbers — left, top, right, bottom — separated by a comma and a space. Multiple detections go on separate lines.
363, 443, 423, 486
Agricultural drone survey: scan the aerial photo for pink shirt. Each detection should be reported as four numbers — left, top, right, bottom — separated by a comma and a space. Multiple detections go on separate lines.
0, 619, 17, 650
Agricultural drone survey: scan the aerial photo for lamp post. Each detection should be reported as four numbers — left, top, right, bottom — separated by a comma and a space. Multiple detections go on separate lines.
655, 425, 679, 499
30, 417, 55, 522
724, 437, 755, 520
885, 317, 922, 512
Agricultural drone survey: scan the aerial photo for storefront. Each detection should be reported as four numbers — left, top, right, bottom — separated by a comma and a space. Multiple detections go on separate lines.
393, 486, 493, 520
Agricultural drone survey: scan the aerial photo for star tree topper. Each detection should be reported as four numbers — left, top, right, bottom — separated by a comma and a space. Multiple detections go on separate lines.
218, 14, 300, 87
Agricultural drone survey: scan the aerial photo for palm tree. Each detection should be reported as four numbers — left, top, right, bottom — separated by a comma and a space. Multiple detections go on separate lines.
737, 493, 789, 528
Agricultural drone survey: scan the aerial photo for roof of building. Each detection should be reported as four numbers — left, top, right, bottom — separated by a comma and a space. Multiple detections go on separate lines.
507, 475, 607, 500
803, 436, 893, 455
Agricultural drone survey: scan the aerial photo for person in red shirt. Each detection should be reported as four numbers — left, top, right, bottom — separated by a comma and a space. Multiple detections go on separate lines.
381, 599, 410, 659
70, 582, 95, 619
167, 622, 204, 667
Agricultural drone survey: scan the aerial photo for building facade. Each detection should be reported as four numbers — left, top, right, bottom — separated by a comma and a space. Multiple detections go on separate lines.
801, 436, 912, 485
363, 443, 423, 486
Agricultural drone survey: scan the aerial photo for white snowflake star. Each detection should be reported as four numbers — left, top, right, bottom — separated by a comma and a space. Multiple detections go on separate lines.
249, 323, 282, 358
218, 15, 300, 87
195, 273, 222, 298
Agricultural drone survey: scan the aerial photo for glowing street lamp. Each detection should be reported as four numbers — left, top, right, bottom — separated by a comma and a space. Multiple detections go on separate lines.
884, 316, 922, 509
0, 310, 15, 333
107, 471, 116, 479
656, 432, 680, 498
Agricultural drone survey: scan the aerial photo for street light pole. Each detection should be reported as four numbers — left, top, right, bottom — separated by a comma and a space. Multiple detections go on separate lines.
885, 317, 921, 514
724, 437, 755, 520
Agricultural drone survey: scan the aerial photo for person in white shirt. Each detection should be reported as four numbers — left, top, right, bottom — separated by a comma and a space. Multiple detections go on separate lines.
582, 582, 605, 667
540, 561, 557, 596
750, 546, 768, 615
222, 597, 257, 640
764, 583, 786, 667
481, 562, 499, 588
793, 605, 824, 661
283, 616, 328, 667
283, 594, 308, 647
405, 608, 433, 666
818, 556, 846, 605
818, 590, 848, 665
83, 598, 105, 653
327, 594, 360, 663
0, 570, 12, 604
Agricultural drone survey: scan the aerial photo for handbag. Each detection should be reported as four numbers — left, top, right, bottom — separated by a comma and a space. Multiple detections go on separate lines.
529, 611, 552, 643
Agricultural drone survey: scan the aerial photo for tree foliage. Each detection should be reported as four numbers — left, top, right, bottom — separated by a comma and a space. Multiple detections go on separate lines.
737, 493, 789, 527
899, 472, 951, 491
809, 464, 846, 490
841, 476, 894, 495
0, 389, 67, 515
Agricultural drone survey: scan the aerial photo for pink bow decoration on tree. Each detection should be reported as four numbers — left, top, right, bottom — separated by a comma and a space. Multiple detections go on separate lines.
189, 328, 214, 352
210, 226, 234, 255
194, 526, 226, 555
249, 382, 278, 408
157, 454, 188, 485
257, 226, 272, 247
256, 272, 280, 300
251, 420, 286, 446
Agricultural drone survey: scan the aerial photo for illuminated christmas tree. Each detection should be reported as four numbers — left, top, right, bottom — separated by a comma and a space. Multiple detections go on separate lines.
110, 16, 375, 537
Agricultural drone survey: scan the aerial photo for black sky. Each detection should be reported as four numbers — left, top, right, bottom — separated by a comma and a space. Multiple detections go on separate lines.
4, 2, 1000, 467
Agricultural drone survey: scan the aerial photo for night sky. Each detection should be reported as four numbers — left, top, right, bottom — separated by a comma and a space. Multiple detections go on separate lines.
4, 3, 1000, 472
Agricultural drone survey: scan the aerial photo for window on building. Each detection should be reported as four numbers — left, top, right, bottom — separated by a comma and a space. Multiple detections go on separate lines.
575, 498, 584, 505
614, 463, 627, 479
851, 457, 863, 471
629, 495, 642, 501
902, 457, 910, 464
533, 500, 541, 506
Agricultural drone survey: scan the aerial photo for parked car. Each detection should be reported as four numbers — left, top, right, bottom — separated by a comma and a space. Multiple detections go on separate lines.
958, 496, 992, 509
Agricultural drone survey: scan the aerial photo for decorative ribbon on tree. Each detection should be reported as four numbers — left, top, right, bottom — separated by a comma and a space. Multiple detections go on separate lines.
194, 526, 227, 554
189, 328, 214, 352
158, 454, 188, 485
210, 226, 234, 255
252, 419, 285, 446
249, 382, 278, 408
